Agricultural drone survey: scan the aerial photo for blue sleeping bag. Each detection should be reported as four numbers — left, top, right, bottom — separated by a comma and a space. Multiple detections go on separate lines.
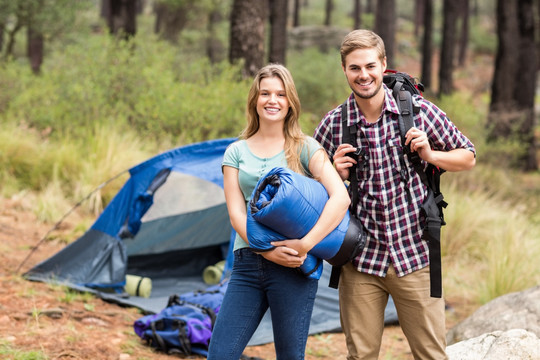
247, 167, 366, 279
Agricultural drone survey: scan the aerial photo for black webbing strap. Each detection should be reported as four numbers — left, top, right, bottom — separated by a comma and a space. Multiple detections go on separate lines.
341, 101, 359, 211
392, 81, 445, 298
329, 101, 359, 289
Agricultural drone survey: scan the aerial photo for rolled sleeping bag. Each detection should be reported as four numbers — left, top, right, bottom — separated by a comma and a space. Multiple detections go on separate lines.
203, 260, 226, 284
247, 167, 366, 278
125, 274, 152, 298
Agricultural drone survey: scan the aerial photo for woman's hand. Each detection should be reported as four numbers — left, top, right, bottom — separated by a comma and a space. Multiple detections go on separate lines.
259, 246, 307, 268
270, 239, 310, 259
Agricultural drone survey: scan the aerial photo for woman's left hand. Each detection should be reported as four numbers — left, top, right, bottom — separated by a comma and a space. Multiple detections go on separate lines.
270, 239, 310, 259
260, 246, 307, 268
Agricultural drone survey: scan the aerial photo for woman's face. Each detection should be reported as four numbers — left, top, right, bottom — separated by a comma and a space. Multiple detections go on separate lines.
256, 76, 289, 124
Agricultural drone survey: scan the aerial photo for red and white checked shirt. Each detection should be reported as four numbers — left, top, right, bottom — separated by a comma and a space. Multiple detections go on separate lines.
313, 86, 476, 278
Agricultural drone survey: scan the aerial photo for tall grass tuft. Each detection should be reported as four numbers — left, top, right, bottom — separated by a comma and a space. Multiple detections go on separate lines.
0, 121, 152, 220
442, 178, 540, 304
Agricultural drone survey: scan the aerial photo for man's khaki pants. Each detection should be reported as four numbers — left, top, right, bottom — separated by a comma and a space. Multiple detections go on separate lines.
339, 262, 448, 360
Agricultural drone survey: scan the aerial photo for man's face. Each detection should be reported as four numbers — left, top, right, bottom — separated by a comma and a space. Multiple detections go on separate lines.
342, 48, 387, 100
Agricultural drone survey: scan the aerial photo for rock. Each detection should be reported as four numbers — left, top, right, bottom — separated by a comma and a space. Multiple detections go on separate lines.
446, 329, 540, 360
447, 285, 540, 345
81, 317, 109, 327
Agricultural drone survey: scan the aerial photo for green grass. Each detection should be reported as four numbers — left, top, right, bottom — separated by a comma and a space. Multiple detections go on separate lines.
442, 173, 540, 303
0, 341, 48, 360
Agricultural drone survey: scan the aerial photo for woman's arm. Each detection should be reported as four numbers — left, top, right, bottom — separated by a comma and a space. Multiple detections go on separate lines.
223, 166, 248, 243
271, 149, 350, 257
223, 165, 306, 268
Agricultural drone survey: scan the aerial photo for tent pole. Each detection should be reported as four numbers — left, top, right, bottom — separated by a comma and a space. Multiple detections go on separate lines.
16, 169, 129, 274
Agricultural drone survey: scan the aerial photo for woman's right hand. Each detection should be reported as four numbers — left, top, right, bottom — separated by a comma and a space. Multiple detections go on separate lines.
260, 246, 307, 268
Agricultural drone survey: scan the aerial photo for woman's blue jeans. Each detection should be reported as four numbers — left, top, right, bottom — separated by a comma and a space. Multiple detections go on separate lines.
207, 248, 318, 360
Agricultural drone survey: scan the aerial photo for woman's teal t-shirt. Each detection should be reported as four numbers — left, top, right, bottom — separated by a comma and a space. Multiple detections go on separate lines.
222, 136, 322, 250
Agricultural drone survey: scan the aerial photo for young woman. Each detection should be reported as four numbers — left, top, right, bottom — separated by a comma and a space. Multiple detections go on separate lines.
206, 64, 350, 360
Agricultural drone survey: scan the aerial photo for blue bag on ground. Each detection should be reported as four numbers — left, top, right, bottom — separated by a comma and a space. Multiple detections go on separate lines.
247, 167, 365, 278
133, 282, 228, 356
178, 281, 228, 314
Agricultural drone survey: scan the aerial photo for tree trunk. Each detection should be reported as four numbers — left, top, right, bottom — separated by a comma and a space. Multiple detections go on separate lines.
414, 0, 425, 38
0, 23, 4, 54
421, 0, 433, 90
153, 2, 189, 44
3, 18, 22, 60
472, 0, 479, 16
489, 0, 520, 119
536, 0, 540, 70
324, 0, 333, 26
374, 0, 396, 69
514, 0, 537, 170
229, 0, 267, 77
269, 0, 288, 65
293, 0, 300, 27
207, 7, 225, 63
365, 0, 373, 13
353, 0, 362, 29
438, 0, 459, 95
27, 25, 44, 74
101, 0, 111, 19
458, 0, 470, 66
136, 0, 144, 14
108, 0, 137, 39
488, 0, 538, 170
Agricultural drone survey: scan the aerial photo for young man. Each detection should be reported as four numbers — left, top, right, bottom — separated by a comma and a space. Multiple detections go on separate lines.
313, 29, 476, 360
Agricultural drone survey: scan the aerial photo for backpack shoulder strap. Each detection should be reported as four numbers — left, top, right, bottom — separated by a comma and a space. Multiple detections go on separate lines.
341, 101, 359, 211
329, 101, 358, 290
389, 76, 447, 298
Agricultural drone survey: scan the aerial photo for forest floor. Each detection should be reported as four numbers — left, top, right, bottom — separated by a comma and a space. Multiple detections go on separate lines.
0, 55, 493, 360
0, 196, 478, 360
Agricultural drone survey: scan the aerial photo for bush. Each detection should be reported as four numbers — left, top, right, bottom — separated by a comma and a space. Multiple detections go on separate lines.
2, 34, 248, 143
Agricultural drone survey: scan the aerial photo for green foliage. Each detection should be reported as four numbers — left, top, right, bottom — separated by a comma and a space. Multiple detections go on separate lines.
0, 340, 48, 360
435, 92, 487, 152
3, 33, 248, 144
468, 18, 497, 55
0, 0, 90, 60
288, 47, 349, 124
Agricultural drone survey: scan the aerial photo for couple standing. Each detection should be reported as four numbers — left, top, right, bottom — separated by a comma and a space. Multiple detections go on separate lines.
207, 29, 476, 360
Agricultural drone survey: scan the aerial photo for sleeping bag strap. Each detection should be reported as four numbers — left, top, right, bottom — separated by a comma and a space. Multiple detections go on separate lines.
392, 81, 447, 298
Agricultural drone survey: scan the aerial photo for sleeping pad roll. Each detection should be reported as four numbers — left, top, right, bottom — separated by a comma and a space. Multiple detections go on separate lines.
247, 167, 366, 280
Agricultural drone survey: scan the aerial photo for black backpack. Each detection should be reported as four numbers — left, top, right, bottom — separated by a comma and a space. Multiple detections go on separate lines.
341, 70, 446, 298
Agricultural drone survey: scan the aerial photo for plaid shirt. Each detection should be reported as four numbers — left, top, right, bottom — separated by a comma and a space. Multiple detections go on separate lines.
314, 85, 475, 278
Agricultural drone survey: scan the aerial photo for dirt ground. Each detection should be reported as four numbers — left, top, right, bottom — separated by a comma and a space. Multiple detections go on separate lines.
0, 197, 478, 360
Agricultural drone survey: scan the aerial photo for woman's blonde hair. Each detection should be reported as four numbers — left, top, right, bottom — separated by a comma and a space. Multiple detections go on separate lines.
241, 64, 307, 174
